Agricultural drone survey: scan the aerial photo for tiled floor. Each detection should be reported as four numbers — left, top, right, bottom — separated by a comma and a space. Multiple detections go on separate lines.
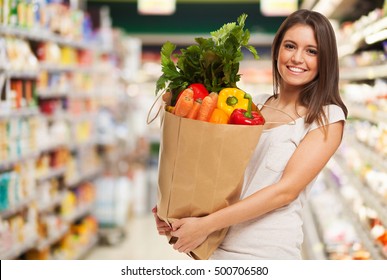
85, 214, 190, 260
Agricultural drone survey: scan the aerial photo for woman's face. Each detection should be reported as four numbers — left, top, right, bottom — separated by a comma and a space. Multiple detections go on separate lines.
277, 24, 318, 89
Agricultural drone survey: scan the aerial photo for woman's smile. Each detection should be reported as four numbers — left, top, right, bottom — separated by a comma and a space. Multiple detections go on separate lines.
287, 66, 307, 74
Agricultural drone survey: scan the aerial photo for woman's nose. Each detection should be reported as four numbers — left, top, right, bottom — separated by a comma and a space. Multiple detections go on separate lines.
291, 51, 304, 63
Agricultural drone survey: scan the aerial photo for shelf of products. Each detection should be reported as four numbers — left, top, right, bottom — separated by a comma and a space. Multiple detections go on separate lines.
304, 148, 387, 259
303, 1, 387, 260
326, 156, 386, 259
0, 0, 140, 260
304, 173, 376, 260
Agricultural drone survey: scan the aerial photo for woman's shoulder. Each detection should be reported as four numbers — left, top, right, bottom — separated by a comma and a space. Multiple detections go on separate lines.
309, 104, 346, 131
324, 104, 346, 123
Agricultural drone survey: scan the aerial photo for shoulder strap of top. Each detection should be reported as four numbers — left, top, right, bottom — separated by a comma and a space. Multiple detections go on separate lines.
257, 104, 297, 125
253, 94, 296, 125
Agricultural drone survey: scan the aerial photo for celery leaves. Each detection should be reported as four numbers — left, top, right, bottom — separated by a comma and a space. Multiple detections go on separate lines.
156, 14, 259, 105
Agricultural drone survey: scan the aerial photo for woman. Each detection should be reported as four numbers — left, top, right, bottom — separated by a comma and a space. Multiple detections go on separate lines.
153, 9, 348, 259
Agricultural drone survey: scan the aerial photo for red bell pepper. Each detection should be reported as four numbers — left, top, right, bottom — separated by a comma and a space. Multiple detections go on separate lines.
188, 83, 209, 101
177, 83, 209, 103
229, 93, 265, 125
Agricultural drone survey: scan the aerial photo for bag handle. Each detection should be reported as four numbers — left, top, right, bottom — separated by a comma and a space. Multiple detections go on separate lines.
257, 103, 297, 125
146, 89, 165, 125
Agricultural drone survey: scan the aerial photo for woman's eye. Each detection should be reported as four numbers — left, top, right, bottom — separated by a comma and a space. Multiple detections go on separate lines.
307, 49, 318, 55
284, 43, 295, 49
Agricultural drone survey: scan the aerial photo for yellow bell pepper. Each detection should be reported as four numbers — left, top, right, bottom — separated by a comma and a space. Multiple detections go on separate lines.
209, 108, 229, 124
217, 88, 249, 116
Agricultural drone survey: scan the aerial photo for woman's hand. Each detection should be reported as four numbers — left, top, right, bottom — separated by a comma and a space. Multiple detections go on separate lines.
152, 206, 171, 235
170, 217, 210, 253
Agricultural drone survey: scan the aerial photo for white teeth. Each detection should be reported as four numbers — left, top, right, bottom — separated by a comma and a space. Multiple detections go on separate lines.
288, 66, 305, 73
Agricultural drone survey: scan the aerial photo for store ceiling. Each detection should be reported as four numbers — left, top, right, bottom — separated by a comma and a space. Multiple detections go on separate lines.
86, 0, 286, 34
301, 0, 384, 21
86, 0, 384, 46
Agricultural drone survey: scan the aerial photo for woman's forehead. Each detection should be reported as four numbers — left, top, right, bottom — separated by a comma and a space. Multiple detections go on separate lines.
282, 24, 317, 45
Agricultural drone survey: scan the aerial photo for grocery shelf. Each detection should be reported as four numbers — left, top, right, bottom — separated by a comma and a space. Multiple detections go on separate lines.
326, 149, 387, 259
39, 63, 96, 74
0, 25, 101, 51
338, 16, 387, 57
347, 103, 387, 124
323, 168, 385, 260
340, 64, 387, 81
0, 235, 38, 260
0, 151, 40, 171
37, 191, 67, 213
39, 142, 68, 154
333, 154, 387, 228
0, 197, 35, 219
66, 112, 99, 123
43, 112, 98, 124
302, 201, 327, 260
0, 107, 39, 120
62, 204, 94, 224
66, 167, 103, 189
7, 69, 39, 79
0, 142, 101, 173
332, 1, 387, 259
344, 135, 387, 178
0, 4, 131, 261
36, 167, 66, 183
36, 89, 68, 99
36, 224, 70, 251
74, 234, 99, 260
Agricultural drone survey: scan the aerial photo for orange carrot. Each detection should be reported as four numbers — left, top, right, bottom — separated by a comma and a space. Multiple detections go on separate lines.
209, 92, 218, 102
174, 88, 194, 117
197, 95, 216, 121
252, 102, 258, 112
186, 98, 202, 119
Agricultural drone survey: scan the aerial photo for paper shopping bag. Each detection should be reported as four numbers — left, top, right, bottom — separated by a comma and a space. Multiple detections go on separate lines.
157, 110, 263, 260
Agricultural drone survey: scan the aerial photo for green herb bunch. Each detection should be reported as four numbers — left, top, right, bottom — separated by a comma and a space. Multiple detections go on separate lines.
155, 14, 259, 105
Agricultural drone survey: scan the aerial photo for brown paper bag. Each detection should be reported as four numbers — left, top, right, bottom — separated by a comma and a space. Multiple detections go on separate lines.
157, 110, 263, 260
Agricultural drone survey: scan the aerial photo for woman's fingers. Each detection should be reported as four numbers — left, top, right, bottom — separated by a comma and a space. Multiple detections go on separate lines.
152, 206, 172, 235
171, 219, 183, 231
170, 219, 208, 253
170, 227, 193, 253
157, 222, 171, 235
157, 226, 171, 235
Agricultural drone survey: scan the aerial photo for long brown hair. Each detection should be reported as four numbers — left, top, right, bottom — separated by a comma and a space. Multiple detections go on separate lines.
271, 9, 348, 127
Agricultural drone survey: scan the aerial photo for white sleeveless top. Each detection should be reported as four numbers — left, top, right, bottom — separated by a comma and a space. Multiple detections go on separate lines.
210, 94, 346, 260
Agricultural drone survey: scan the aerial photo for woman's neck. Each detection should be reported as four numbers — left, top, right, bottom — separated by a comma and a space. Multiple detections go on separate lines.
274, 92, 298, 109
272, 86, 307, 118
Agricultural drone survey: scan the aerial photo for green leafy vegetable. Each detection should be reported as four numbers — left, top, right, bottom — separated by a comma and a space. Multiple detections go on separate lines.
156, 14, 259, 106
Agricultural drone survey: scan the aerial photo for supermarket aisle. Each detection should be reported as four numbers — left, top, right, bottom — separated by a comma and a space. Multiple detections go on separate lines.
85, 214, 190, 260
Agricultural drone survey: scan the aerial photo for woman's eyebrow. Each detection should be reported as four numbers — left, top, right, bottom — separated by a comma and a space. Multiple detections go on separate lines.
283, 39, 317, 48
